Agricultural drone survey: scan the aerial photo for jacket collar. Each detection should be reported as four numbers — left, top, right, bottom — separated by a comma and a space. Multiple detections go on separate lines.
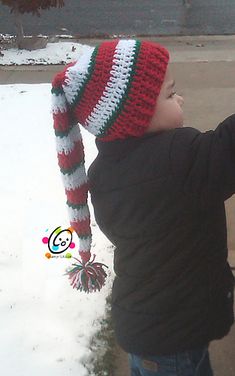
95, 132, 160, 157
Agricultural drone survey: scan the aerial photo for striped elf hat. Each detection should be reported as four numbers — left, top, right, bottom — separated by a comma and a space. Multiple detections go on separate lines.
51, 39, 169, 293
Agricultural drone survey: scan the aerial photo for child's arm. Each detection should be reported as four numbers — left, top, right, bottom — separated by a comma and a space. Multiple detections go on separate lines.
170, 114, 235, 201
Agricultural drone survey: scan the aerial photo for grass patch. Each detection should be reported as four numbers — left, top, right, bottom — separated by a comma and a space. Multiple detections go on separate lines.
81, 292, 117, 376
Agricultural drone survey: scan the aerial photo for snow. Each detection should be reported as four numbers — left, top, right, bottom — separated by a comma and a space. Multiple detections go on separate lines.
0, 82, 115, 375
0, 40, 94, 65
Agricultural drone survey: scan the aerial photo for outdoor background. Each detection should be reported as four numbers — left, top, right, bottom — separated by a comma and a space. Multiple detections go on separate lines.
1, 0, 235, 37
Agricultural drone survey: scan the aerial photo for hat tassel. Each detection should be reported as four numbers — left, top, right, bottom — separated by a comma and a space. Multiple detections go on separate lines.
64, 254, 108, 293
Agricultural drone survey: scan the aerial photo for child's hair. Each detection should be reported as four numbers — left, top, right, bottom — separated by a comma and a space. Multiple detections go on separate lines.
51, 39, 169, 292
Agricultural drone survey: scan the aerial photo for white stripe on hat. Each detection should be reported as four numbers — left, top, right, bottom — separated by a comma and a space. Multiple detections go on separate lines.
61, 164, 88, 190
63, 47, 95, 105
79, 237, 92, 252
84, 39, 137, 136
55, 124, 82, 155
51, 92, 68, 114
67, 204, 90, 222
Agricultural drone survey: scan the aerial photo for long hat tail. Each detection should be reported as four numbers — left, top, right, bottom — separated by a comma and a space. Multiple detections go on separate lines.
51, 67, 108, 293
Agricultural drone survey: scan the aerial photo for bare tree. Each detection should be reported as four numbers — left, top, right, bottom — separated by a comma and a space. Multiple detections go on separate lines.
1, 1, 64, 49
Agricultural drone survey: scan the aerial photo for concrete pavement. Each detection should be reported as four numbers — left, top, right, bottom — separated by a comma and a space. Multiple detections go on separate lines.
1, 35, 235, 376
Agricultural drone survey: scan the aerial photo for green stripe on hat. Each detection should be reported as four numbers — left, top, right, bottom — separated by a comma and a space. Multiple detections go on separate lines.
54, 121, 76, 137
96, 40, 141, 137
70, 47, 98, 109
60, 159, 85, 175
67, 201, 87, 210
51, 86, 64, 96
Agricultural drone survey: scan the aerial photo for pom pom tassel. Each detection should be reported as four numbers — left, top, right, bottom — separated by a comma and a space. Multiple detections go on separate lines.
64, 254, 108, 293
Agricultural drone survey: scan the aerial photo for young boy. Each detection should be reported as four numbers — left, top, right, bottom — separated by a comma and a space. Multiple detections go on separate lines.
51, 39, 234, 376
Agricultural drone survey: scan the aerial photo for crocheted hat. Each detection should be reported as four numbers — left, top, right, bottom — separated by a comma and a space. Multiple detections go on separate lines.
51, 39, 169, 293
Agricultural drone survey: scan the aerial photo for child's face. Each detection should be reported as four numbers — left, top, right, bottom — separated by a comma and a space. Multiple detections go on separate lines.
146, 65, 184, 133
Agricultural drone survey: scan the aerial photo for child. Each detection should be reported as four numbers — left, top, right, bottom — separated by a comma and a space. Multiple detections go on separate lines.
51, 39, 234, 376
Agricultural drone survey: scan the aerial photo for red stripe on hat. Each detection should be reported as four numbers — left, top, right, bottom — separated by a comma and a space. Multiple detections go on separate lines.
78, 250, 91, 264
52, 65, 77, 133
52, 62, 76, 88
100, 41, 169, 141
57, 140, 84, 171
53, 111, 70, 133
71, 218, 91, 236
73, 40, 119, 126
66, 183, 89, 205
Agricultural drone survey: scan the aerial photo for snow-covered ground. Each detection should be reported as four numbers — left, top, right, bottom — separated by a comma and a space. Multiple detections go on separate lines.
0, 79, 115, 375
0, 38, 95, 65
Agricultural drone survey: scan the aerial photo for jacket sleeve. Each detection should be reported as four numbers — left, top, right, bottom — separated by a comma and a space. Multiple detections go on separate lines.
170, 114, 235, 201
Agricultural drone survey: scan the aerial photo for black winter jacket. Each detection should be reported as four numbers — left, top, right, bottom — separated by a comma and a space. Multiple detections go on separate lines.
87, 114, 235, 356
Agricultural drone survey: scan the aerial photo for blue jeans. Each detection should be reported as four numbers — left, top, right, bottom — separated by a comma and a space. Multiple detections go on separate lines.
128, 346, 214, 376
